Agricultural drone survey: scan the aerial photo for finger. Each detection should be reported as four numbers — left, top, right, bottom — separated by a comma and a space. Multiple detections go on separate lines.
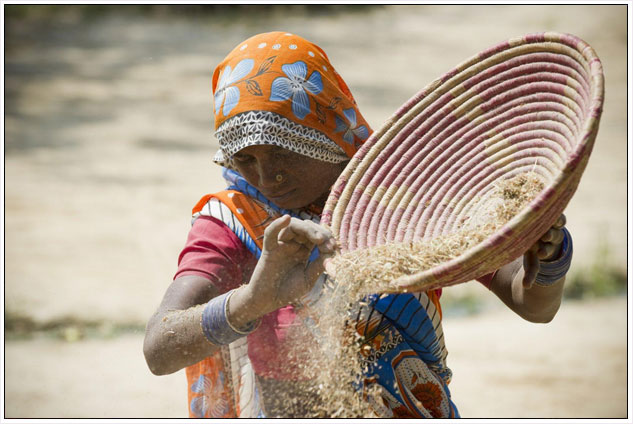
314, 228, 336, 253
550, 228, 565, 245
299, 220, 330, 245
537, 242, 561, 260
263, 215, 291, 250
553, 214, 566, 229
278, 226, 311, 245
522, 249, 540, 288
319, 237, 337, 254
536, 242, 552, 259
288, 243, 314, 260
287, 219, 336, 252
540, 228, 555, 243
540, 227, 564, 244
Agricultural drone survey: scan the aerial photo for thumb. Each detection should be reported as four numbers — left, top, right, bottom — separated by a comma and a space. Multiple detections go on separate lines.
263, 215, 291, 250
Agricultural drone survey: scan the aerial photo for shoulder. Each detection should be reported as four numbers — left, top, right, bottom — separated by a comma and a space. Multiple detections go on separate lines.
189, 214, 243, 248
191, 190, 273, 257
175, 214, 255, 287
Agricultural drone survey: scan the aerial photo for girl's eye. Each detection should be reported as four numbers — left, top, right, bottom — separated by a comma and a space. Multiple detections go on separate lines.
272, 151, 294, 161
233, 154, 253, 163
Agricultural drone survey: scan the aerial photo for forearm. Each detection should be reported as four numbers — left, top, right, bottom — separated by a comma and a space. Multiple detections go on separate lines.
229, 283, 276, 326
143, 303, 219, 375
490, 258, 565, 323
511, 265, 565, 322
143, 290, 267, 375
144, 270, 292, 376
143, 216, 331, 376
228, 255, 303, 325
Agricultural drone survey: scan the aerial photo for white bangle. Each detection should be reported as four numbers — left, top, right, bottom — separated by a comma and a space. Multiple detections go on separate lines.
200, 289, 260, 345
225, 288, 261, 335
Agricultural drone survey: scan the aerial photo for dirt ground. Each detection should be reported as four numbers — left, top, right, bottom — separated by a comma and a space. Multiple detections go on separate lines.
3, 296, 628, 419
3, 4, 630, 420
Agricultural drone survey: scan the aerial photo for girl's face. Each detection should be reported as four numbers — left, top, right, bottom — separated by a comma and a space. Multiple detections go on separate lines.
232, 145, 346, 210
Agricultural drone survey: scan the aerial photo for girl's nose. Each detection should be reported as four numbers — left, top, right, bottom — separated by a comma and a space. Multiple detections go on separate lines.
256, 160, 283, 188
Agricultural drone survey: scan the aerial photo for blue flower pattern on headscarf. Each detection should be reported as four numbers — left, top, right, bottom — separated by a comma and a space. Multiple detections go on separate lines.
270, 60, 323, 119
335, 107, 369, 145
215, 58, 255, 116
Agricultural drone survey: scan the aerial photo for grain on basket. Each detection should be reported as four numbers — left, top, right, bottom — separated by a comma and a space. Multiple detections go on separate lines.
329, 172, 546, 296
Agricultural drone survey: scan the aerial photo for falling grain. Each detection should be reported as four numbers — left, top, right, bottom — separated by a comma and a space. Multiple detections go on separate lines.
283, 173, 544, 417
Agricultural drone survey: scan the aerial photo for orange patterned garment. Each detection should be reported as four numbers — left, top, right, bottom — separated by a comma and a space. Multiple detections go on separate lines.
211, 31, 372, 167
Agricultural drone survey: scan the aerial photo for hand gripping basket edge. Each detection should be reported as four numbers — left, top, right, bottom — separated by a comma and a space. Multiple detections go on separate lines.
321, 32, 605, 293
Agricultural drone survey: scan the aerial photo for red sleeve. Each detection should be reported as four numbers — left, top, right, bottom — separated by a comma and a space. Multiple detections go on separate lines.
174, 215, 256, 293
476, 271, 497, 290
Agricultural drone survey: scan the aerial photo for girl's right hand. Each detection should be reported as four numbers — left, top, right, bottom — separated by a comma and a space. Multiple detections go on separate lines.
228, 215, 337, 325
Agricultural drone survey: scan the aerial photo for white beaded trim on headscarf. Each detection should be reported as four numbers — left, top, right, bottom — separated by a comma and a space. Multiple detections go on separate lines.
213, 110, 349, 168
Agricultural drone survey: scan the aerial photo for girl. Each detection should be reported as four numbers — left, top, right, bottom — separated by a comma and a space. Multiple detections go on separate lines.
143, 31, 571, 418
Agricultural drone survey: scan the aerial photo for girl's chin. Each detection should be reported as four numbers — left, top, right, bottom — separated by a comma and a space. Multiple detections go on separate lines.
267, 189, 327, 211
271, 196, 319, 211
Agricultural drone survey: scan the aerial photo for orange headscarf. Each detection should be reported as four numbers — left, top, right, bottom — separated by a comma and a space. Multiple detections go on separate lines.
211, 31, 372, 167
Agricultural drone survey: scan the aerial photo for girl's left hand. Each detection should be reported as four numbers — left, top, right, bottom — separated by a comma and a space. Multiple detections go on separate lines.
521, 214, 567, 288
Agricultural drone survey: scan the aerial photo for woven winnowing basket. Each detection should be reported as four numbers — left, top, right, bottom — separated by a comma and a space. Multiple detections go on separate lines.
321, 32, 604, 293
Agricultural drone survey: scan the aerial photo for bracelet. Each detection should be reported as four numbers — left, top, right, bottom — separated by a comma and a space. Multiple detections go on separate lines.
225, 289, 262, 334
200, 289, 261, 345
534, 228, 573, 287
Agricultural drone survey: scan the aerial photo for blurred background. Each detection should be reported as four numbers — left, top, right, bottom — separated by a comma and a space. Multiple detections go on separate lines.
3, 3, 629, 419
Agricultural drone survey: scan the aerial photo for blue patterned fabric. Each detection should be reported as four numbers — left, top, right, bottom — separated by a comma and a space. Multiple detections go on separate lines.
361, 293, 459, 417
223, 168, 298, 217
222, 167, 319, 262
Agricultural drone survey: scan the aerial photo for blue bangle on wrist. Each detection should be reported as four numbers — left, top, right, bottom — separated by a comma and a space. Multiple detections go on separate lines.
200, 289, 260, 345
534, 227, 573, 287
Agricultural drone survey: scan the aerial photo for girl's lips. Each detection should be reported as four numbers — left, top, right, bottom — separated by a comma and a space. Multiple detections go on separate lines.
266, 188, 295, 201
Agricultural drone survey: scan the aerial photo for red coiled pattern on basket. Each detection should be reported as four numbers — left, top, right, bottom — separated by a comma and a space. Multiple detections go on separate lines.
321, 32, 604, 293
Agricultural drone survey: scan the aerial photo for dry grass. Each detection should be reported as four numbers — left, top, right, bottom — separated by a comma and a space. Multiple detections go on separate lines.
289, 172, 545, 417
